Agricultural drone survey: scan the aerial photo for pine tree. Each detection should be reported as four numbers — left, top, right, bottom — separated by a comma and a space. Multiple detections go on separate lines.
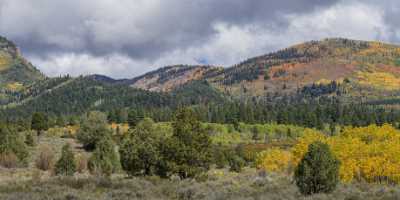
229, 155, 245, 172
31, 112, 48, 135
127, 109, 145, 128
55, 116, 66, 127
160, 107, 212, 179
294, 141, 340, 195
88, 137, 120, 176
119, 118, 161, 176
55, 143, 76, 176
25, 131, 37, 147
0, 124, 29, 167
127, 109, 138, 128
77, 111, 112, 151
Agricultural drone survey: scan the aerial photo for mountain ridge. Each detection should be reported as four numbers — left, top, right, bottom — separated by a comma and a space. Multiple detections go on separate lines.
0, 36, 400, 117
74, 38, 400, 97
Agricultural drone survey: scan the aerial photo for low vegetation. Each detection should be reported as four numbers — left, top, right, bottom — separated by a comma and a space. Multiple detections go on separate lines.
0, 105, 400, 199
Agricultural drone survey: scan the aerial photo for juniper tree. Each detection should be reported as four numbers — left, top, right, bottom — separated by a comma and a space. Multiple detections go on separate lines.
77, 111, 112, 151
294, 141, 340, 195
55, 144, 76, 176
88, 137, 120, 176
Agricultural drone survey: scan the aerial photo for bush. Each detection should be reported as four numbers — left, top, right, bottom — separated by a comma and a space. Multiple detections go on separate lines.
88, 137, 120, 176
0, 124, 29, 167
0, 152, 18, 168
119, 118, 161, 176
77, 111, 113, 151
212, 145, 229, 169
75, 153, 88, 173
294, 141, 340, 195
25, 131, 37, 146
35, 145, 55, 171
55, 144, 76, 176
212, 144, 235, 169
229, 156, 245, 172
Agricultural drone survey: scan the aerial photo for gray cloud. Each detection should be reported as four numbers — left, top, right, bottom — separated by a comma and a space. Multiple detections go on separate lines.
1, 0, 399, 78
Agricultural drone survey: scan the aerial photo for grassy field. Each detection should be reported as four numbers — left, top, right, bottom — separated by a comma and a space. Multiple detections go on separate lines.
1, 168, 400, 200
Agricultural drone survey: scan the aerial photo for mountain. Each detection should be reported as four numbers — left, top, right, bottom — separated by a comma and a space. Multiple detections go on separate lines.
0, 36, 45, 104
1, 37, 400, 120
129, 65, 223, 92
208, 38, 400, 100
125, 38, 400, 102
0, 36, 45, 86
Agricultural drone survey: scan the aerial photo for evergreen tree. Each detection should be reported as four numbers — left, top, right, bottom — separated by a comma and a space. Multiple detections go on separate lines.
55, 143, 76, 176
160, 107, 212, 179
77, 111, 112, 151
88, 137, 120, 176
25, 131, 37, 147
0, 124, 29, 166
55, 116, 66, 127
119, 118, 161, 176
294, 141, 340, 195
251, 126, 261, 141
31, 112, 48, 135
329, 123, 336, 136
127, 109, 137, 128
229, 155, 245, 172
127, 109, 145, 128
107, 110, 118, 123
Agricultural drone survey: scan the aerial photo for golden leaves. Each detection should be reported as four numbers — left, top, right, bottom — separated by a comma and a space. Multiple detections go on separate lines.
256, 124, 400, 184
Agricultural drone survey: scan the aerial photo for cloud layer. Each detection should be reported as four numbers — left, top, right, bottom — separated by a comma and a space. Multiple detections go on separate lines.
0, 0, 399, 78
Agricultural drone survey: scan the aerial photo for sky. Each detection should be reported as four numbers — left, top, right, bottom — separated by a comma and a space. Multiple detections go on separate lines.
0, 0, 399, 79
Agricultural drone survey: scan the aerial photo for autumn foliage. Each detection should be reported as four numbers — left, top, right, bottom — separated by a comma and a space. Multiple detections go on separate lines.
256, 124, 400, 184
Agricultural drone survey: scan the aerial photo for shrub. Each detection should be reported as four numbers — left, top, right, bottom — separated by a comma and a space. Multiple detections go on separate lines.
0, 152, 18, 168
55, 144, 76, 176
212, 145, 230, 169
294, 141, 340, 195
77, 111, 112, 151
88, 137, 120, 176
35, 145, 55, 171
0, 124, 29, 166
119, 118, 161, 176
25, 131, 37, 146
75, 153, 88, 173
229, 156, 245, 172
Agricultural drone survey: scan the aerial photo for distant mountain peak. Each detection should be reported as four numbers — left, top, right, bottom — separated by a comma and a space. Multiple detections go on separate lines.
130, 65, 222, 92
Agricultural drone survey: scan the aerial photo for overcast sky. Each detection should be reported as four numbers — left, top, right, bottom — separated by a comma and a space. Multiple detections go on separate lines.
0, 0, 399, 78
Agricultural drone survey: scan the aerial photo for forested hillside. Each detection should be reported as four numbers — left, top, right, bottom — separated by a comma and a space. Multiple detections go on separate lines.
0, 37, 399, 129
0, 36, 45, 104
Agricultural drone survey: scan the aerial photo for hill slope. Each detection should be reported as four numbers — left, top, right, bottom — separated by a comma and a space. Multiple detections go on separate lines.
0, 36, 44, 86
129, 65, 223, 92
0, 36, 45, 104
124, 38, 400, 103
209, 39, 400, 95
0, 75, 228, 118
209, 38, 400, 100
